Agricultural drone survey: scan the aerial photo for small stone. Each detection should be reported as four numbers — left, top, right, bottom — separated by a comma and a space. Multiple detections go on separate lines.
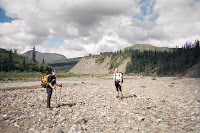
13, 122, 20, 128
75, 118, 88, 124
156, 119, 162, 122
69, 125, 78, 133
138, 117, 145, 121
108, 117, 117, 123
53, 127, 64, 133
134, 127, 139, 131
48, 124, 53, 128
28, 128, 34, 132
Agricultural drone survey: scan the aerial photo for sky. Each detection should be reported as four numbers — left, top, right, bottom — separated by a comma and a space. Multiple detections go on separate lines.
0, 0, 200, 58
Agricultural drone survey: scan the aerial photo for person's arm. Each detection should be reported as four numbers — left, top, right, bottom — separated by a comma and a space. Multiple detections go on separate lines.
113, 74, 115, 86
49, 82, 56, 89
55, 83, 62, 87
119, 73, 122, 85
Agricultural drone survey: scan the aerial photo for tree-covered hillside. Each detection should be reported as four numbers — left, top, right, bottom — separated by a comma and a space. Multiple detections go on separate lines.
0, 48, 52, 73
48, 57, 82, 72
126, 40, 200, 75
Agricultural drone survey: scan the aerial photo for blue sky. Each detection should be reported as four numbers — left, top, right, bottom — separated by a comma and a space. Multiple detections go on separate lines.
0, 7, 63, 49
0, 8, 16, 22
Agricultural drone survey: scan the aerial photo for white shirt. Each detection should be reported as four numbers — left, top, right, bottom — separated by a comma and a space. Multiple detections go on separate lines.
113, 72, 122, 81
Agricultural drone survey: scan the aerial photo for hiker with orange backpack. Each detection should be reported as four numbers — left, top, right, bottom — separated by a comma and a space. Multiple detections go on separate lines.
41, 70, 62, 109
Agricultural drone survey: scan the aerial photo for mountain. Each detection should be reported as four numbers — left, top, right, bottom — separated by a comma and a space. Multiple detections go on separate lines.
123, 44, 172, 52
0, 48, 52, 73
21, 50, 67, 63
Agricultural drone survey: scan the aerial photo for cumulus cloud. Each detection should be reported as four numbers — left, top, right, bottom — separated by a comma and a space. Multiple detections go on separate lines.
0, 0, 199, 58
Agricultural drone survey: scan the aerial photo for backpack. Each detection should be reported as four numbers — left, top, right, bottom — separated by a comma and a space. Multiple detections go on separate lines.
115, 72, 124, 83
120, 72, 124, 83
41, 75, 50, 88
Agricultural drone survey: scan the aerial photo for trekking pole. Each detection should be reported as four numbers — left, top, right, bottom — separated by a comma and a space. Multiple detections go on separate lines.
59, 87, 61, 106
55, 88, 57, 105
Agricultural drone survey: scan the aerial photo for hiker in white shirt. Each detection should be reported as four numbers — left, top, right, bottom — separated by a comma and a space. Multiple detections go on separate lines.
113, 68, 123, 98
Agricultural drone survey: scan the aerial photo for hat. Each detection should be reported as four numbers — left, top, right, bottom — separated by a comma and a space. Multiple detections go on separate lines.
52, 70, 56, 73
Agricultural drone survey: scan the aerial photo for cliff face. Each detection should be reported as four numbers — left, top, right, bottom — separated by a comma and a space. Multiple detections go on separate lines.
69, 56, 131, 74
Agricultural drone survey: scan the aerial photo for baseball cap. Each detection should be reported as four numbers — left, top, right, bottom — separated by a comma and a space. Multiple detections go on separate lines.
52, 70, 56, 73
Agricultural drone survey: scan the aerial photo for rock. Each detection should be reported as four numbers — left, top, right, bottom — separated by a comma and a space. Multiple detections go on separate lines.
41, 129, 50, 133
48, 124, 53, 128
53, 127, 64, 133
134, 127, 139, 131
29, 128, 34, 132
138, 117, 145, 121
75, 118, 88, 124
69, 125, 78, 133
13, 122, 20, 128
108, 117, 117, 123
156, 119, 162, 122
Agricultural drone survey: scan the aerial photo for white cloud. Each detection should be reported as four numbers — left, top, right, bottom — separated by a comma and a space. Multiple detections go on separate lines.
0, 0, 199, 58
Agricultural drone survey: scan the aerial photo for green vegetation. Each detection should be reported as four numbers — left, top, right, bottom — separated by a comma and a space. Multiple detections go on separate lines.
0, 48, 52, 73
95, 55, 107, 64
0, 71, 108, 80
125, 40, 200, 76
109, 50, 130, 70
56, 72, 108, 78
48, 57, 82, 72
109, 45, 171, 71
124, 44, 172, 52
0, 72, 44, 80
84, 52, 112, 60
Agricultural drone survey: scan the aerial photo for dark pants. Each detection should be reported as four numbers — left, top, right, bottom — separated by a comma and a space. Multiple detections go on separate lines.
115, 83, 122, 92
46, 87, 53, 108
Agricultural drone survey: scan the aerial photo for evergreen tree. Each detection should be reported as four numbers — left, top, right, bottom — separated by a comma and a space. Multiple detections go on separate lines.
22, 58, 26, 71
31, 46, 36, 62
8, 50, 13, 71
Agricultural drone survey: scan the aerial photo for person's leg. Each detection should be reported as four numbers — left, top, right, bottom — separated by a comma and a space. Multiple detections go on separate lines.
119, 85, 123, 97
47, 87, 53, 108
115, 83, 120, 98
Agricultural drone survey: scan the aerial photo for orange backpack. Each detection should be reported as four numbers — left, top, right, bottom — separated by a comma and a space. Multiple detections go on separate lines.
41, 75, 50, 88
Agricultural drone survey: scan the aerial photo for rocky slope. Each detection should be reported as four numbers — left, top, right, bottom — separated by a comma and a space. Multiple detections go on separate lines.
69, 56, 131, 74
1, 76, 200, 132
185, 62, 200, 78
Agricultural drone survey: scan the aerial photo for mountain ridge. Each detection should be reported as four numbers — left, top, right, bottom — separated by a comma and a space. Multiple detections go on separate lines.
123, 44, 172, 52
21, 50, 67, 63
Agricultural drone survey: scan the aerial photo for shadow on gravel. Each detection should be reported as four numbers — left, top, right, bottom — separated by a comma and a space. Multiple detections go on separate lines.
56, 103, 76, 108
123, 94, 137, 99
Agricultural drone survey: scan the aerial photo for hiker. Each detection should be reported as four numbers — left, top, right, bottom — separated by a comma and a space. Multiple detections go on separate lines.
46, 70, 62, 109
113, 68, 123, 98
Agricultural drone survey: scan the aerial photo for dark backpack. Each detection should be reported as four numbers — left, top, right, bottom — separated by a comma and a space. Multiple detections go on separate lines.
120, 72, 124, 83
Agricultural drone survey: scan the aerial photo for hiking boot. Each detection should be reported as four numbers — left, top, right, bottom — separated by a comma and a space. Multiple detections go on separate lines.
120, 96, 124, 100
47, 106, 53, 110
48, 107, 53, 110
